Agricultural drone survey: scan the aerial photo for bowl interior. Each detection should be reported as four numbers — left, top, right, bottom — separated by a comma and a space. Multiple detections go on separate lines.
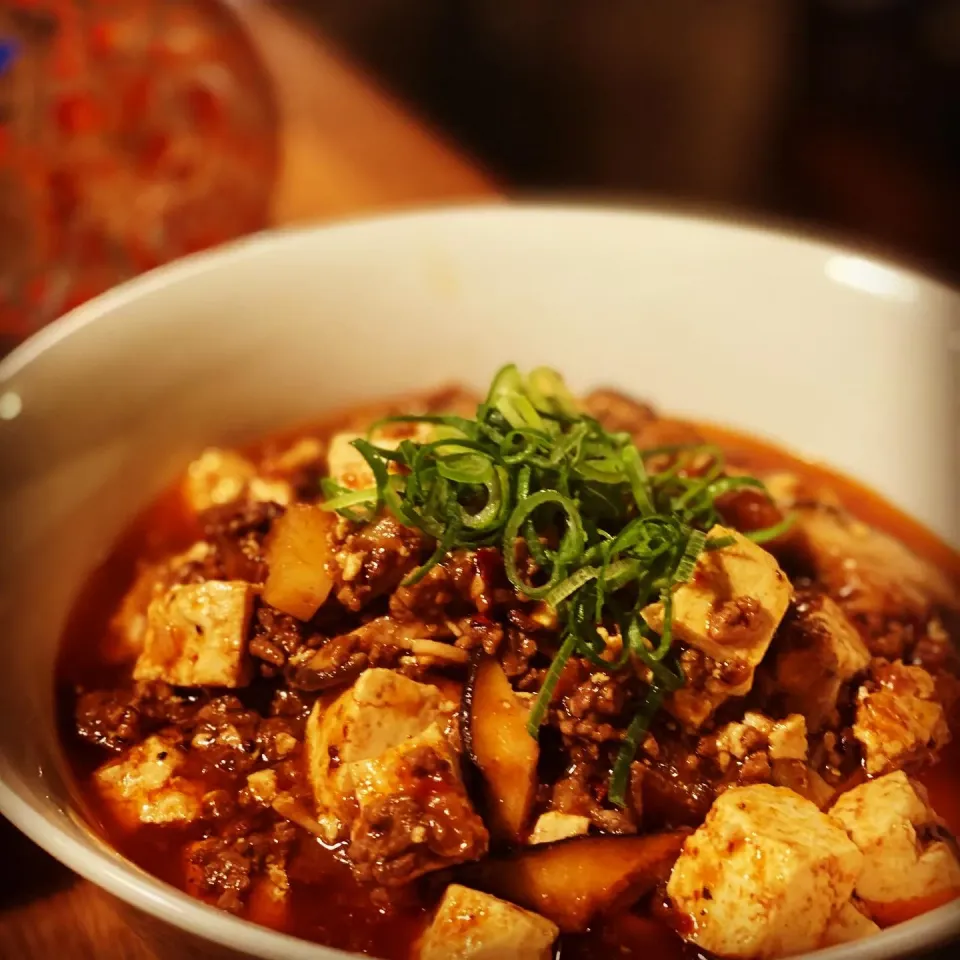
0, 205, 958, 960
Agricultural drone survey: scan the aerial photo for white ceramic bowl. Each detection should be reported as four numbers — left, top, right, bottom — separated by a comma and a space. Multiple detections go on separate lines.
0, 205, 958, 960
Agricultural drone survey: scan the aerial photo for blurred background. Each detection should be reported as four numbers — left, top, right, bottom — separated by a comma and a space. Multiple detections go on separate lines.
0, 1, 958, 957
294, 0, 959, 272
0, 0, 958, 356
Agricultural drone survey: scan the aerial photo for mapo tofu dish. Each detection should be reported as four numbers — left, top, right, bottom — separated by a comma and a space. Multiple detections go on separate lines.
59, 367, 960, 959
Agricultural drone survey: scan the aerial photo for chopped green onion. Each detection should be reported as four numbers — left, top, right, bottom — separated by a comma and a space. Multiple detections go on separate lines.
745, 511, 796, 544
319, 366, 786, 802
527, 632, 578, 734
673, 528, 707, 585
609, 686, 665, 807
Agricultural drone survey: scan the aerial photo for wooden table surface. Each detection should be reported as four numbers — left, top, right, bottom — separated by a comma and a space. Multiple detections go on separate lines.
0, 4, 495, 958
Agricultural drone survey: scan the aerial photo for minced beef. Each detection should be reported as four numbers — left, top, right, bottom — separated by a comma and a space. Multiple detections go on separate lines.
249, 604, 316, 677
334, 515, 428, 612
188, 817, 296, 913
74, 688, 142, 753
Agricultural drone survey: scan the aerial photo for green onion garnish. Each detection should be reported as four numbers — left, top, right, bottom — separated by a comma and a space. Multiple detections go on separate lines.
320, 365, 785, 802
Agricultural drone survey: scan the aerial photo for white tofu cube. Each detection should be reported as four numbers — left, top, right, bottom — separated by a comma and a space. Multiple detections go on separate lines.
667, 784, 863, 958
419, 885, 559, 960
184, 448, 256, 511
327, 424, 434, 491
710, 712, 808, 763
105, 541, 212, 665
829, 771, 960, 908
528, 811, 591, 846
305, 668, 446, 842
133, 580, 254, 688
349, 722, 488, 879
94, 734, 201, 828
643, 525, 791, 668
261, 437, 324, 477
852, 661, 949, 775
773, 592, 870, 731
245, 769, 279, 806
821, 900, 880, 946
184, 447, 292, 512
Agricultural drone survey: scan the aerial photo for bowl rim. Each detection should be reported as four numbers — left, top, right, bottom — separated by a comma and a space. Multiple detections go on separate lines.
3, 199, 959, 384
1, 201, 958, 960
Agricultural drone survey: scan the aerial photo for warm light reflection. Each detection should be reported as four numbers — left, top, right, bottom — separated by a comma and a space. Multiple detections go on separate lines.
824, 255, 919, 302
0, 391, 22, 420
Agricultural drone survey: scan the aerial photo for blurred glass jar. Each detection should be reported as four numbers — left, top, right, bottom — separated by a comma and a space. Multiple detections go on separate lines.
0, 0, 277, 347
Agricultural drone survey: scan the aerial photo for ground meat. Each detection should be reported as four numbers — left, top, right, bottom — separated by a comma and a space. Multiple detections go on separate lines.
715, 488, 784, 537
334, 516, 428, 612
257, 717, 302, 764
738, 751, 772, 783
189, 838, 253, 913
187, 817, 296, 914
582, 389, 657, 436
389, 550, 478, 622
499, 606, 559, 680
189, 696, 263, 777
131, 681, 205, 726
201, 788, 238, 823
268, 688, 310, 723
707, 597, 763, 647
500, 626, 540, 680
196, 500, 284, 584
249, 604, 317, 677
73, 682, 207, 753
74, 689, 142, 753
637, 731, 719, 830
556, 670, 630, 746
285, 620, 404, 692
347, 743, 488, 886
454, 615, 505, 656
550, 746, 637, 834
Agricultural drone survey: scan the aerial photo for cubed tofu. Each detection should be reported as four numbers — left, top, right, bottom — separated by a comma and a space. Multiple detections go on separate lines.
246, 769, 279, 806
665, 647, 754, 731
349, 723, 489, 882
528, 812, 591, 846
821, 900, 880, 946
94, 734, 201, 828
829, 771, 960, 908
106, 542, 213, 665
305, 668, 446, 842
667, 784, 863, 959
643, 525, 791, 668
852, 660, 949, 775
133, 581, 254, 688
419, 885, 558, 960
183, 447, 292, 513
709, 712, 808, 764
327, 424, 434, 491
260, 437, 324, 478
760, 471, 802, 509
773, 592, 871, 731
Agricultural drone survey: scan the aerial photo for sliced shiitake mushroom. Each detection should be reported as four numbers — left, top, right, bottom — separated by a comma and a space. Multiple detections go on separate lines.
285, 633, 368, 692
460, 652, 539, 844
459, 831, 688, 933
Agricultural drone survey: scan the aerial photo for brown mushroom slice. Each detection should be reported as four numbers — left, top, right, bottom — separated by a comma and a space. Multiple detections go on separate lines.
461, 653, 539, 844
460, 831, 688, 933
286, 632, 369, 692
